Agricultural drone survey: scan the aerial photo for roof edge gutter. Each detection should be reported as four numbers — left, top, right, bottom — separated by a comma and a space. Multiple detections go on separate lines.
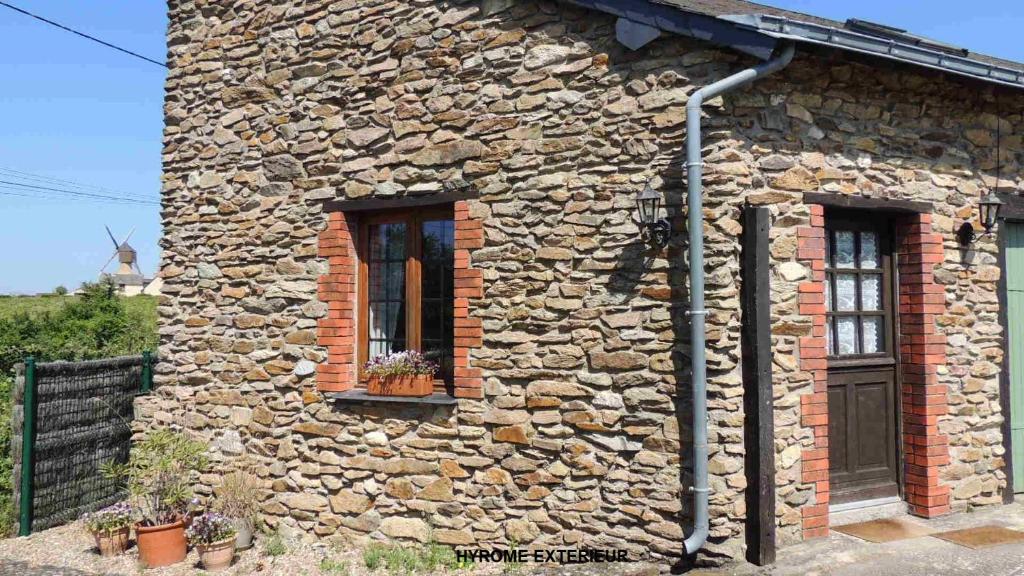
562, 0, 779, 60
722, 14, 1024, 90
683, 40, 796, 557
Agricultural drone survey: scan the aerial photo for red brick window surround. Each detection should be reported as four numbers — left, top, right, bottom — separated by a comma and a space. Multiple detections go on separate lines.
316, 200, 483, 399
795, 205, 950, 541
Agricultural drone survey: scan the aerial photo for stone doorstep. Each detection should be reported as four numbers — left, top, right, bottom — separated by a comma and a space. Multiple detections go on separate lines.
829, 496, 908, 526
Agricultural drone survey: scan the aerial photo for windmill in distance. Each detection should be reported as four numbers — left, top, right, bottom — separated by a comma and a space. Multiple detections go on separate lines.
99, 226, 160, 296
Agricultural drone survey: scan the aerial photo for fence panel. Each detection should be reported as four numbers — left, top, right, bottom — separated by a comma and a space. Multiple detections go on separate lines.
12, 354, 152, 535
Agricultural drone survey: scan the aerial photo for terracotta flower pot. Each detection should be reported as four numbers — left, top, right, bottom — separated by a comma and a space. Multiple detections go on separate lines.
197, 537, 237, 572
92, 526, 130, 557
135, 519, 187, 568
367, 374, 433, 397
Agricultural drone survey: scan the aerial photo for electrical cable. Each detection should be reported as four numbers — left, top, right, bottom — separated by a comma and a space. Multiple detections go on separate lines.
0, 1, 167, 68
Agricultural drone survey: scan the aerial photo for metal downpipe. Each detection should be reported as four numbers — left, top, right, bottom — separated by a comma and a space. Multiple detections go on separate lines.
682, 42, 795, 556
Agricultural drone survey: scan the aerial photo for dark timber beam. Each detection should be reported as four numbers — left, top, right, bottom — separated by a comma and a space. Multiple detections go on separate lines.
323, 189, 479, 213
741, 205, 775, 565
803, 192, 932, 214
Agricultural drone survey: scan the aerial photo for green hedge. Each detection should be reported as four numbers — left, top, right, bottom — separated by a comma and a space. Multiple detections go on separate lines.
0, 279, 157, 536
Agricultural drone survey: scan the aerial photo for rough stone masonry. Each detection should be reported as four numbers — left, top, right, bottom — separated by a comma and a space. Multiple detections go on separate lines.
138, 0, 1024, 565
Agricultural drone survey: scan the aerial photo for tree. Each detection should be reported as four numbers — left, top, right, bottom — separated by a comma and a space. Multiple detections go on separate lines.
53, 285, 68, 296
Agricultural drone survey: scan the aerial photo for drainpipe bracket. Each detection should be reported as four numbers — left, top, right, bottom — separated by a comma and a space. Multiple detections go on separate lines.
685, 310, 708, 316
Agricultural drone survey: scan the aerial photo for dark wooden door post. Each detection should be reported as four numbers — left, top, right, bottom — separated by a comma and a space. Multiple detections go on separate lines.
741, 205, 775, 565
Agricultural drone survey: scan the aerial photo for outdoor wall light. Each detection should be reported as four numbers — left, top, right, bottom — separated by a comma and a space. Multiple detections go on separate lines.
958, 192, 1003, 246
636, 182, 671, 247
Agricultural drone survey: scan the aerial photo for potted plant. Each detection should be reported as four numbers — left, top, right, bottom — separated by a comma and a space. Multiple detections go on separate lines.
213, 469, 261, 550
186, 512, 237, 572
81, 502, 133, 557
364, 350, 437, 397
102, 429, 209, 568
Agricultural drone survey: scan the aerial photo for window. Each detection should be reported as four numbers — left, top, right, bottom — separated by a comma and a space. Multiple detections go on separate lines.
358, 207, 455, 389
824, 222, 892, 358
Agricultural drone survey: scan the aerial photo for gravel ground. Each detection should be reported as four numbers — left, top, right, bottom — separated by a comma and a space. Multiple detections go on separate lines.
0, 523, 664, 576
0, 522, 487, 576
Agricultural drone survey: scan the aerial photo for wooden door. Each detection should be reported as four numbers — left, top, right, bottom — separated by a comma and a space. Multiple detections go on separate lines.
1006, 222, 1024, 493
825, 216, 900, 505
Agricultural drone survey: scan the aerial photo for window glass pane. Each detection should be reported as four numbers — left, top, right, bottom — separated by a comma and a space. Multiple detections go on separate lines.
835, 274, 857, 311
420, 219, 455, 382
860, 231, 879, 268
860, 275, 881, 310
834, 231, 855, 268
836, 316, 858, 355
826, 318, 834, 356
368, 222, 407, 356
862, 316, 883, 354
824, 278, 832, 311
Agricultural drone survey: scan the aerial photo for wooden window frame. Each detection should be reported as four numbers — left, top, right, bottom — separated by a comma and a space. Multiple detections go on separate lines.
356, 205, 455, 393
825, 217, 895, 367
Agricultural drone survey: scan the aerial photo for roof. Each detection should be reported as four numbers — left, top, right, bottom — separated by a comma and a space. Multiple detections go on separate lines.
657, 0, 1024, 74
568, 0, 1024, 89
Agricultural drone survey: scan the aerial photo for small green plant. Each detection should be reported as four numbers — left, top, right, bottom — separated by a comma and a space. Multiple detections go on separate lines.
363, 544, 386, 570
503, 539, 522, 575
264, 530, 288, 557
319, 557, 350, 574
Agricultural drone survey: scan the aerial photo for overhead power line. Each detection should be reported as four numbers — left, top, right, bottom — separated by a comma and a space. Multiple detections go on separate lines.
0, 181, 159, 206
0, 1, 167, 69
0, 166, 158, 202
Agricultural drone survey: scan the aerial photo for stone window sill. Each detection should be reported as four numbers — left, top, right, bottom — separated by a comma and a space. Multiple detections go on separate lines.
325, 389, 458, 406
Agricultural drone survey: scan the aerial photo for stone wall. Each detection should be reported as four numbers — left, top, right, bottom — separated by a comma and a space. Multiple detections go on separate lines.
143, 0, 1024, 564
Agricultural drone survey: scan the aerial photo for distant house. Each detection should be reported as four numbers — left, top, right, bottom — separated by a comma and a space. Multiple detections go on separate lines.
144, 0, 1024, 566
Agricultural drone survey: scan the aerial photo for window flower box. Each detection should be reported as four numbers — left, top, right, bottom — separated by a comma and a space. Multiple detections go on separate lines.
363, 351, 437, 397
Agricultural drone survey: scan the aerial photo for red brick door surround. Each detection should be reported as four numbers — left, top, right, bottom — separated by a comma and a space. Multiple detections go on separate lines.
796, 205, 949, 540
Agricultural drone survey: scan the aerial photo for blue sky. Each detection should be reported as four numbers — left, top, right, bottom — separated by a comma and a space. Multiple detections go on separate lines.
0, 1, 166, 294
0, 1, 1021, 294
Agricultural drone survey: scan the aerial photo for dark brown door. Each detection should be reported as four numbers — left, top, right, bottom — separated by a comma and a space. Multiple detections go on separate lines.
825, 216, 899, 505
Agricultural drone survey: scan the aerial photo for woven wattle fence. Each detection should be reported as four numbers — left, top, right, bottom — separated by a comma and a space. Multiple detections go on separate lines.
11, 354, 152, 535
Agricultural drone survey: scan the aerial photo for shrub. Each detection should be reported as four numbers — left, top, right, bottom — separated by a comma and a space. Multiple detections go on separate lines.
186, 512, 236, 546
81, 502, 133, 534
0, 279, 159, 377
362, 351, 437, 378
101, 429, 209, 526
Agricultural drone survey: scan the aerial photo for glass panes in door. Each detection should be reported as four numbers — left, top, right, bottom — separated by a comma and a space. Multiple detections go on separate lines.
825, 227, 888, 357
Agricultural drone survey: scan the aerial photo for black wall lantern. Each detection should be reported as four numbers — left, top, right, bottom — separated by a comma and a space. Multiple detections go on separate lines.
636, 182, 671, 247
958, 192, 1003, 246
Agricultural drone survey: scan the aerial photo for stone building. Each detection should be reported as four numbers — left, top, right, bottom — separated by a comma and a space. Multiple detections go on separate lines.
142, 0, 1024, 566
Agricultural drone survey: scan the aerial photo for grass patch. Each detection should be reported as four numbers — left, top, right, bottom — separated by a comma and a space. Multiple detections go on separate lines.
264, 531, 288, 557
363, 542, 467, 574
319, 557, 350, 574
